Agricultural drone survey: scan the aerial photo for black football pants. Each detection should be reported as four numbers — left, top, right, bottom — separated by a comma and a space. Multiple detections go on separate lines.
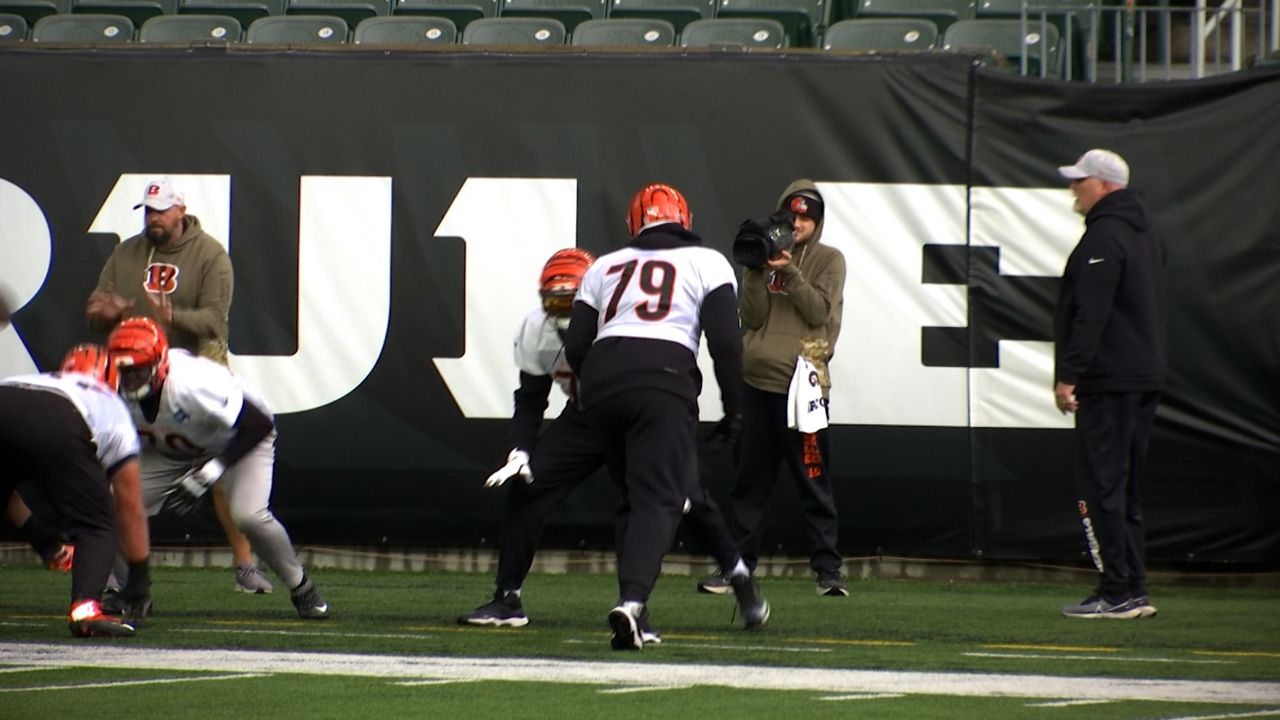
0, 386, 117, 604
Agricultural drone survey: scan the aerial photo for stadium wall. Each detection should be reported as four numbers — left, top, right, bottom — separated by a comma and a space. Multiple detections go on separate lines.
1, 47, 1276, 567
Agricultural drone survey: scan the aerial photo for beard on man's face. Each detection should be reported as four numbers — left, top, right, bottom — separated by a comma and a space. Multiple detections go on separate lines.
145, 223, 169, 244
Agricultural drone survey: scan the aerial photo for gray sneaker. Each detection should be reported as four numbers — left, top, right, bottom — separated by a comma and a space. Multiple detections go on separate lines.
1130, 594, 1158, 618
235, 565, 274, 594
1061, 594, 1141, 619
816, 570, 849, 597
697, 570, 733, 595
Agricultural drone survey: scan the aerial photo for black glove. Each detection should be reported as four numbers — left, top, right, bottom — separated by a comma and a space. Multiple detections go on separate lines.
706, 414, 742, 451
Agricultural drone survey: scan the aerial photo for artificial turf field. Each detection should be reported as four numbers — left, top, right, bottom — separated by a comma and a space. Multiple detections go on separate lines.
2, 563, 1278, 719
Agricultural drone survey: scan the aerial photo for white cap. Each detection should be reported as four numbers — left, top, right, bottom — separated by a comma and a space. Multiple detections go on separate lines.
1058, 149, 1130, 186
132, 177, 186, 211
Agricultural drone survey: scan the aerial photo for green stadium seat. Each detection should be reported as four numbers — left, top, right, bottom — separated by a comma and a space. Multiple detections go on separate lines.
570, 16, 674, 45
942, 17, 1060, 76
0, 11, 29, 39
287, 0, 390, 28
71, 0, 175, 28
498, 0, 605, 34
606, 0, 712, 34
391, 0, 495, 33
714, 0, 826, 47
140, 12, 244, 40
461, 15, 565, 43
822, 16, 935, 49
32, 11, 135, 40
975, 0, 1093, 78
680, 16, 786, 47
179, 0, 285, 32
0, 0, 69, 26
246, 12, 348, 40
855, 0, 975, 34
353, 13, 456, 41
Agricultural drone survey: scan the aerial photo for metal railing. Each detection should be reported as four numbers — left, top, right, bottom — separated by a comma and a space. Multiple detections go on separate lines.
1016, 0, 1280, 81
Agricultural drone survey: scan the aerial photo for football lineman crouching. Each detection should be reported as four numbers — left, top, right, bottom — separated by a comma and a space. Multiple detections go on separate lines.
105, 317, 329, 620
0, 345, 151, 637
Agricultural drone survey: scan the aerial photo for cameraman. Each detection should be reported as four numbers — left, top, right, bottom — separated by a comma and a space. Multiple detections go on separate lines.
700, 179, 849, 597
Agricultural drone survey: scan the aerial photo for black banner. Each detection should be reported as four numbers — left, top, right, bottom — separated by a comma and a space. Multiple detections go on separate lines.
1, 47, 1276, 566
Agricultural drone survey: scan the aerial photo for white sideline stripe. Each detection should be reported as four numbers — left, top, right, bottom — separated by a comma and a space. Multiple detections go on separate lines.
180, 628, 428, 641
0, 672, 268, 693
966, 652, 1235, 665
0, 666, 62, 674
3, 643, 1279, 705
598, 684, 692, 694
563, 639, 830, 653
1155, 711, 1280, 720
817, 693, 905, 701
391, 679, 482, 687
1027, 699, 1115, 707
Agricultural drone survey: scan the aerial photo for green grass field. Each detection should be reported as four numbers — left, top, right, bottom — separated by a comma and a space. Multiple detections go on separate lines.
2, 563, 1278, 719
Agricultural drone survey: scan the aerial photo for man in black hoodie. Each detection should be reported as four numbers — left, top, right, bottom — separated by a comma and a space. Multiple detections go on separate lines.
565, 183, 768, 650
1054, 149, 1166, 620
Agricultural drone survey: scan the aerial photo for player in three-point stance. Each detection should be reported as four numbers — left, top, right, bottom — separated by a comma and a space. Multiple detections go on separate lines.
105, 317, 330, 620
1, 344, 151, 637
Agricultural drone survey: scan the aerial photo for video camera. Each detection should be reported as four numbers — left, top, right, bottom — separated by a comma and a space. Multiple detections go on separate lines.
732, 210, 796, 269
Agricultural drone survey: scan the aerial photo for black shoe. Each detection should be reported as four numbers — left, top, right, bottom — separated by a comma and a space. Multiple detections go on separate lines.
608, 601, 644, 651
730, 574, 770, 630
816, 569, 849, 597
637, 607, 661, 645
458, 590, 529, 628
69, 599, 136, 638
290, 576, 330, 620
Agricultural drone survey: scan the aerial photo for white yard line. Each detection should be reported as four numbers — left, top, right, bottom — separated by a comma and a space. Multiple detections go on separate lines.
2, 642, 1278, 705
0, 672, 267, 693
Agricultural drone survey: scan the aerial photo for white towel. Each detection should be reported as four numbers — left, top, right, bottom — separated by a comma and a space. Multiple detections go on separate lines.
787, 357, 828, 433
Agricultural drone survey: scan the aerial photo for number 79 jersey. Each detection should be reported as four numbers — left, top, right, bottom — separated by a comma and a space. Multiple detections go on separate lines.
576, 245, 737, 355
128, 349, 259, 461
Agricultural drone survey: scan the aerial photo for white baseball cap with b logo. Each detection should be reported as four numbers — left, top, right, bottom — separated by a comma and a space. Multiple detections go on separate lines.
133, 177, 186, 211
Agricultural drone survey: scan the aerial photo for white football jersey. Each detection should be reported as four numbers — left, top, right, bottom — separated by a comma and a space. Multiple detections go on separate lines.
576, 245, 737, 354
129, 350, 264, 461
2, 373, 140, 471
513, 306, 574, 396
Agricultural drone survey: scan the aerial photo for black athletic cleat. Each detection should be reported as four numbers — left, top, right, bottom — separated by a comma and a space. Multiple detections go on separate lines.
816, 569, 849, 597
69, 599, 136, 638
1061, 594, 1141, 619
637, 607, 661, 645
730, 574, 771, 630
458, 590, 529, 628
290, 576, 330, 620
608, 601, 645, 651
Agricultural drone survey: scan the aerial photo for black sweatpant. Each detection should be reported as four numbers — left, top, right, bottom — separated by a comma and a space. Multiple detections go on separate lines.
587, 390, 697, 604
729, 384, 841, 574
0, 386, 117, 604
1074, 391, 1159, 604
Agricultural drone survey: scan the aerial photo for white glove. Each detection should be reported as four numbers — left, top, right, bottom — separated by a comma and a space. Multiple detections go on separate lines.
484, 449, 533, 488
162, 458, 226, 515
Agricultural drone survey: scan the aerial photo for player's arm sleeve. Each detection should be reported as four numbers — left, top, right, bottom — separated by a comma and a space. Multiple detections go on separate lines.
738, 267, 769, 329
510, 371, 553, 452
564, 301, 599, 377
87, 253, 121, 332
701, 284, 744, 417
216, 398, 274, 469
781, 251, 846, 328
170, 250, 233, 344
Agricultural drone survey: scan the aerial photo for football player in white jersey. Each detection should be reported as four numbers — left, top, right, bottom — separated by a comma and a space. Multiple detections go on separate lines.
106, 317, 330, 620
458, 249, 762, 640
1, 345, 151, 637
564, 183, 770, 650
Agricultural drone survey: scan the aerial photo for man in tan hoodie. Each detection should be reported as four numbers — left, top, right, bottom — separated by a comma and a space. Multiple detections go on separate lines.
699, 179, 849, 596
